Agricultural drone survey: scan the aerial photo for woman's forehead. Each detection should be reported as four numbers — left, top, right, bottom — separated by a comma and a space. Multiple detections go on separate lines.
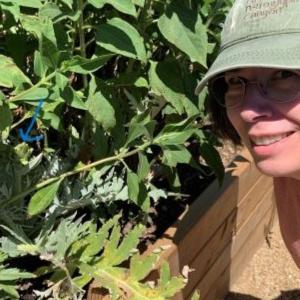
225, 67, 274, 75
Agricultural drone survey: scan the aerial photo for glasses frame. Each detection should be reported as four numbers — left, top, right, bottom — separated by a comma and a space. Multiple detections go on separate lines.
208, 73, 300, 109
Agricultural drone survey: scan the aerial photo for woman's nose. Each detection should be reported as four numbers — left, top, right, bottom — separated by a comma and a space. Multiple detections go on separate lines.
239, 83, 274, 123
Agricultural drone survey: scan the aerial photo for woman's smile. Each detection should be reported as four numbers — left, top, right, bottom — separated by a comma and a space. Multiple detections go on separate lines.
250, 131, 296, 156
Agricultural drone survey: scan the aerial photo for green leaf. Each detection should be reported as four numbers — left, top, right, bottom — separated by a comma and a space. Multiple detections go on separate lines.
78, 217, 117, 262
109, 225, 144, 266
39, 3, 63, 20
10, 0, 43, 8
62, 53, 114, 74
96, 18, 147, 63
155, 129, 195, 146
72, 274, 92, 289
149, 60, 199, 116
88, 0, 137, 17
191, 290, 201, 300
159, 261, 171, 286
158, 0, 208, 67
154, 117, 197, 146
132, 0, 145, 7
33, 50, 48, 78
130, 253, 158, 281
127, 170, 140, 204
137, 152, 150, 180
13, 88, 49, 102
0, 283, 19, 299
62, 87, 87, 110
162, 145, 192, 167
21, 15, 59, 68
86, 91, 116, 130
0, 101, 13, 132
60, 0, 73, 9
125, 123, 148, 146
201, 142, 225, 186
41, 111, 62, 130
27, 179, 63, 216
0, 268, 34, 281
0, 55, 31, 89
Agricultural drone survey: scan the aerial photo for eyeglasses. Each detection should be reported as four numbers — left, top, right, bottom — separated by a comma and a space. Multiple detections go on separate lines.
208, 70, 300, 108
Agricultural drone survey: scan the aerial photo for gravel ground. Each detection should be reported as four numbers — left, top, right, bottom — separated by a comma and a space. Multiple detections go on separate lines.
225, 218, 300, 300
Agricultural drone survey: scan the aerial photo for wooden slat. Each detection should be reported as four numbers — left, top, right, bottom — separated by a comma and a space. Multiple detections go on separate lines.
234, 174, 273, 234
204, 210, 277, 300
142, 150, 263, 276
178, 175, 273, 298
188, 186, 275, 300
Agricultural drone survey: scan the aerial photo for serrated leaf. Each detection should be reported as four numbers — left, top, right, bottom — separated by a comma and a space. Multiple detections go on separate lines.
102, 224, 122, 265
159, 276, 186, 298
109, 224, 144, 266
78, 217, 117, 262
158, 0, 208, 67
159, 261, 170, 286
96, 18, 147, 63
27, 179, 63, 216
130, 253, 158, 281
72, 274, 92, 288
0, 283, 19, 299
0, 268, 34, 281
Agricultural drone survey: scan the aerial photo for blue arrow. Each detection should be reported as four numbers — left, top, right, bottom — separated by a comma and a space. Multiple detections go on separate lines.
19, 99, 45, 143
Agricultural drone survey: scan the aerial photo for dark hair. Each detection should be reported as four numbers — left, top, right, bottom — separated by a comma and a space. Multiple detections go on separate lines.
206, 75, 242, 146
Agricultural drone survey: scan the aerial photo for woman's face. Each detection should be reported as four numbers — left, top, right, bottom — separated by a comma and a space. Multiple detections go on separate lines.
225, 67, 300, 179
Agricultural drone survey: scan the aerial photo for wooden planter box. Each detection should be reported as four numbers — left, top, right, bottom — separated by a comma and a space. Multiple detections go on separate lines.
88, 148, 276, 300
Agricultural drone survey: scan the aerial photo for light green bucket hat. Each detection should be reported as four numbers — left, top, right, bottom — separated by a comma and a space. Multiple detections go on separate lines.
195, 0, 300, 95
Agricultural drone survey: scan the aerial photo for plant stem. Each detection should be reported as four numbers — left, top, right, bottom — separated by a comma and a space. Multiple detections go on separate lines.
77, 0, 88, 89
3, 142, 151, 209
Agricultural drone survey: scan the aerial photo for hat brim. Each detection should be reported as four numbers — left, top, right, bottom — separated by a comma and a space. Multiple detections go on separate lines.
195, 33, 300, 95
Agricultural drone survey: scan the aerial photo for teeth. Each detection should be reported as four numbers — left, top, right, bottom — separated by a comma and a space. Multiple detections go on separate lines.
251, 133, 289, 146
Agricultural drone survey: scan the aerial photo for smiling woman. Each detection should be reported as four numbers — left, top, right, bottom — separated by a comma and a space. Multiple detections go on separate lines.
195, 0, 300, 268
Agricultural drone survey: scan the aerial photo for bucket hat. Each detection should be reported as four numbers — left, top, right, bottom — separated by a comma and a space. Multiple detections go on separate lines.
195, 0, 300, 95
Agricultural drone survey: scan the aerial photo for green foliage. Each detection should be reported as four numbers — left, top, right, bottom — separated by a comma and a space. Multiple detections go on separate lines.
0, 0, 233, 298
0, 251, 34, 299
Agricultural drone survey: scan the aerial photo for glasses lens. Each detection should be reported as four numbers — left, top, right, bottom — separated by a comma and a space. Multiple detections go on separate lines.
266, 71, 300, 102
209, 75, 243, 108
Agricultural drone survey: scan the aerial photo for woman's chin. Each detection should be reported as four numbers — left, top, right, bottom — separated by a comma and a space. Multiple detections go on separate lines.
255, 159, 300, 179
